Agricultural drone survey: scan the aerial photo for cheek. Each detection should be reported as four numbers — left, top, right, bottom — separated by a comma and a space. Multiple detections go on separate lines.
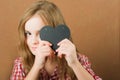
26, 38, 31, 47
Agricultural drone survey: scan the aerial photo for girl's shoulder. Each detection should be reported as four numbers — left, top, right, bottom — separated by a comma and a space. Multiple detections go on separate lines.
10, 57, 26, 79
13, 57, 24, 70
14, 57, 23, 64
13, 57, 25, 73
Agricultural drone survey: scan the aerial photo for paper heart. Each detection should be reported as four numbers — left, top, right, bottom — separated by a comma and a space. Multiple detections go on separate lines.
40, 24, 70, 51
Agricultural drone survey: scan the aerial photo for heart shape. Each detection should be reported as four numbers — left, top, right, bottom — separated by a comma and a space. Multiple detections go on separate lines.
40, 24, 70, 51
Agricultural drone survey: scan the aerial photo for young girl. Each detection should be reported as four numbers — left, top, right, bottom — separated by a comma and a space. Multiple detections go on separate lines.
10, 0, 102, 80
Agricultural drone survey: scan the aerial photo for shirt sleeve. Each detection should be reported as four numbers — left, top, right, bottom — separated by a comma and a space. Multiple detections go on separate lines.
10, 58, 26, 80
77, 54, 102, 80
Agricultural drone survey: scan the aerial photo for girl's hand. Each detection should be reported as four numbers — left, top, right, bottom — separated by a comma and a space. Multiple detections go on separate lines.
33, 41, 53, 69
56, 39, 78, 67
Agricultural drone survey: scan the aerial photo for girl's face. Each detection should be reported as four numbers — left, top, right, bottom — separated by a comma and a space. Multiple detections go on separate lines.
25, 14, 45, 55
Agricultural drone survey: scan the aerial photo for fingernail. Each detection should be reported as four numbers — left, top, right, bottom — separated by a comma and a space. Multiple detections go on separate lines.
56, 49, 58, 52
50, 44, 52, 46
56, 49, 57, 51
57, 43, 60, 46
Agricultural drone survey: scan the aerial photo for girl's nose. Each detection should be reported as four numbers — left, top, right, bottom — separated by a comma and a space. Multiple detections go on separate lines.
32, 36, 40, 45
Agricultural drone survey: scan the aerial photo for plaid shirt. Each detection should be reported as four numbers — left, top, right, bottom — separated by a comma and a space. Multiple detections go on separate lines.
10, 54, 102, 80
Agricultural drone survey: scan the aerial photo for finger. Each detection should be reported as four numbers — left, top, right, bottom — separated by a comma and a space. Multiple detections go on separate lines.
57, 38, 67, 46
56, 44, 68, 52
56, 46, 61, 52
45, 45, 55, 56
57, 52, 66, 58
56, 46, 66, 54
40, 40, 52, 46
42, 45, 52, 51
57, 38, 71, 46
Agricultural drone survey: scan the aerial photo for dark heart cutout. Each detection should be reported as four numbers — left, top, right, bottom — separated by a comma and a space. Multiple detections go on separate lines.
40, 24, 70, 51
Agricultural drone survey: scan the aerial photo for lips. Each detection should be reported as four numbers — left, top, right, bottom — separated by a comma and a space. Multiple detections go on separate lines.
31, 47, 37, 51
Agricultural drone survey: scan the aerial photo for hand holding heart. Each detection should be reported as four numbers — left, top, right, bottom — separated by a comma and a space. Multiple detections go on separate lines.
33, 41, 54, 68
56, 39, 78, 66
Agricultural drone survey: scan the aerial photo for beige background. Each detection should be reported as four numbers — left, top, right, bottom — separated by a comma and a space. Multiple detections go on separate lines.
0, 0, 119, 80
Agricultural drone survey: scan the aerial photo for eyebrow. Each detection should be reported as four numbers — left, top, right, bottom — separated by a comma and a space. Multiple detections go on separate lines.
25, 30, 40, 35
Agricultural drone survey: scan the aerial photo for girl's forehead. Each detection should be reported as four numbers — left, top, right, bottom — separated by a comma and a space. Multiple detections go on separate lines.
25, 14, 45, 32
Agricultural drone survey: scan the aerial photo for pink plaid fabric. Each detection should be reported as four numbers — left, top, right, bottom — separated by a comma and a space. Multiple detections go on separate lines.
10, 54, 102, 80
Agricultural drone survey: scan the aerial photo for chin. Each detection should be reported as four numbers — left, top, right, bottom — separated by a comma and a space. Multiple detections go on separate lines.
30, 50, 36, 55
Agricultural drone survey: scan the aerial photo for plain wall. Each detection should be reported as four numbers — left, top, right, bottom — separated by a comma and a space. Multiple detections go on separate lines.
0, 0, 119, 80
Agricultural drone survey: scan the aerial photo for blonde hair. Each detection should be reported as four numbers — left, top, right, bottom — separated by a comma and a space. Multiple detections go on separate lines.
18, 0, 77, 79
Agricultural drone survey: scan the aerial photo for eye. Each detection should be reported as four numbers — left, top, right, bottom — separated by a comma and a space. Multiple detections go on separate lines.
25, 31, 31, 37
